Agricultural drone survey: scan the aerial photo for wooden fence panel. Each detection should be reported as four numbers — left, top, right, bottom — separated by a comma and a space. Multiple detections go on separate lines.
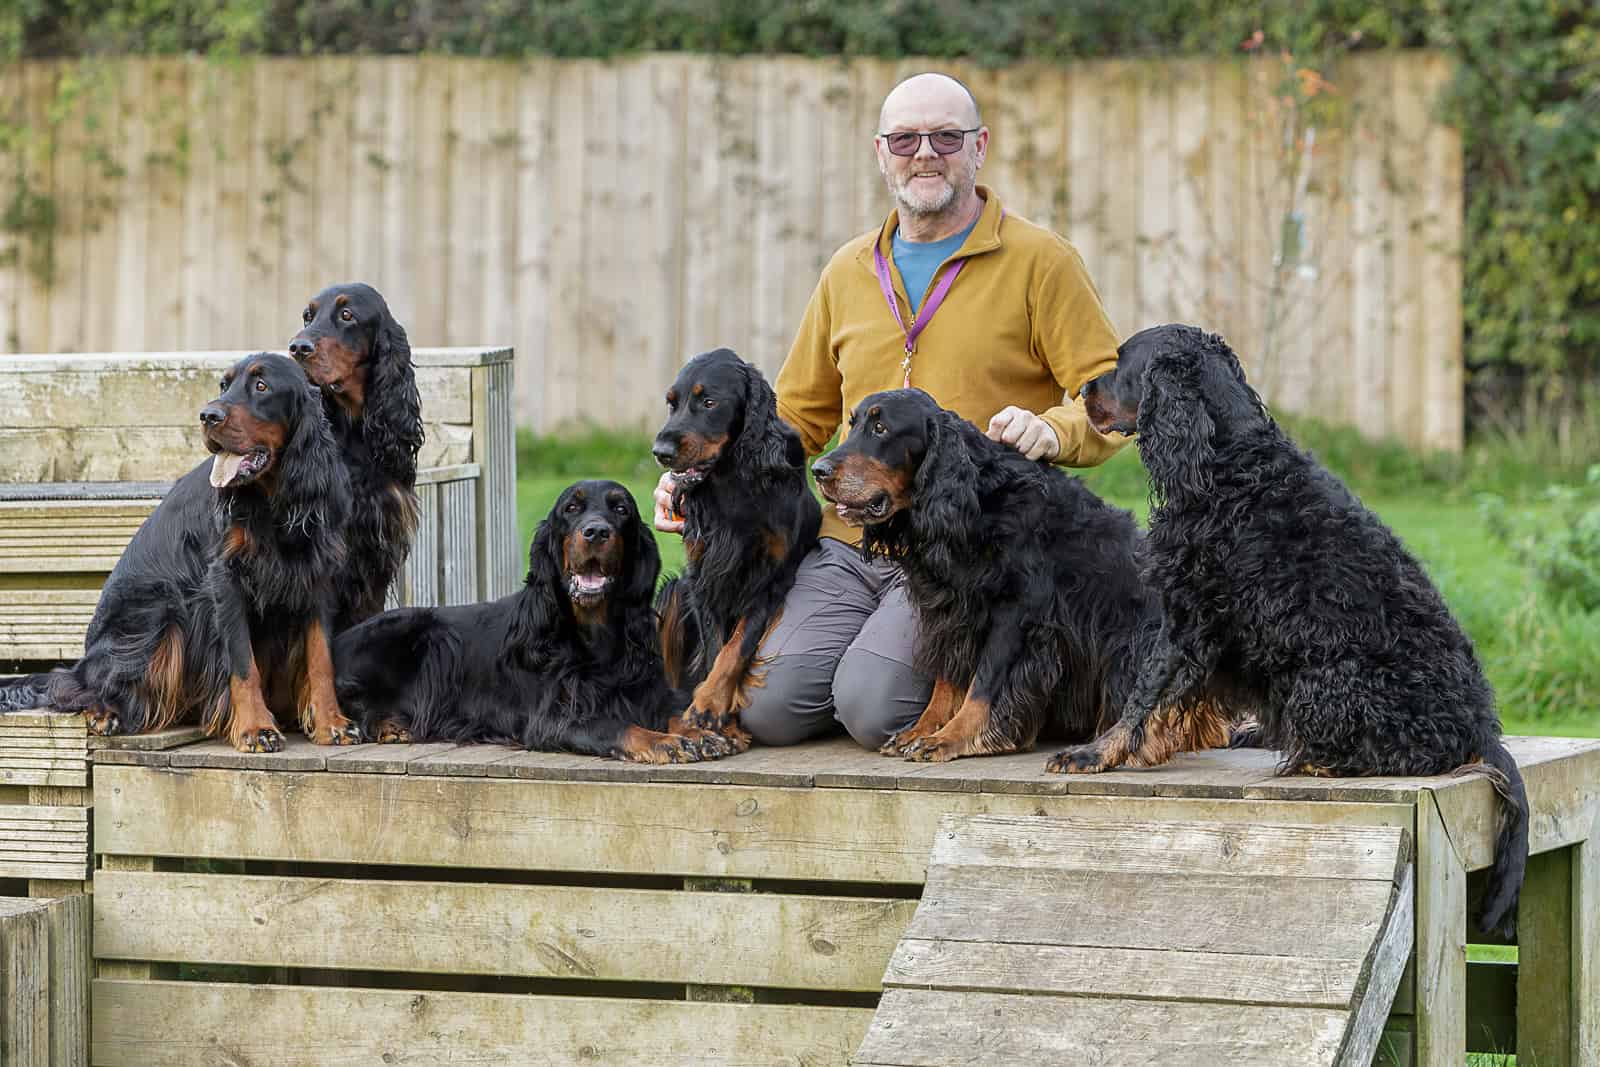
0, 52, 1464, 450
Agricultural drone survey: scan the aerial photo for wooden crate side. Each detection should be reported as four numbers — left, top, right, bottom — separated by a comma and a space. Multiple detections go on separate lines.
91, 979, 872, 1066
94, 869, 914, 992
0, 805, 91, 881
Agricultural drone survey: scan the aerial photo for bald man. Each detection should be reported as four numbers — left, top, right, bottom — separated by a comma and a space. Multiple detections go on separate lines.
655, 72, 1127, 750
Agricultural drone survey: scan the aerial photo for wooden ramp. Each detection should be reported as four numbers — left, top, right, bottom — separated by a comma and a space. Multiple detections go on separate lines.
856, 814, 1414, 1067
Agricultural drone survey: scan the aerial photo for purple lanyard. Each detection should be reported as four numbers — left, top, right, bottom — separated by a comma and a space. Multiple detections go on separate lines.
873, 212, 999, 387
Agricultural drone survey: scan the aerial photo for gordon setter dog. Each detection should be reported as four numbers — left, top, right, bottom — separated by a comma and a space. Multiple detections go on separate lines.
650, 348, 822, 751
1052, 323, 1530, 936
290, 283, 424, 631
333, 480, 729, 762
811, 389, 1177, 762
0, 354, 356, 752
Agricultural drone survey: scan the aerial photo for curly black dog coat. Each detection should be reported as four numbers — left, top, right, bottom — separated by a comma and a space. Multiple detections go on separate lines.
651, 348, 822, 751
0, 354, 355, 753
1053, 323, 1529, 937
812, 389, 1188, 761
333, 481, 728, 763
289, 283, 424, 631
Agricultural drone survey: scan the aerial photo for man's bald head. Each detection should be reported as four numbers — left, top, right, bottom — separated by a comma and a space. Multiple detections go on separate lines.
878, 73, 982, 133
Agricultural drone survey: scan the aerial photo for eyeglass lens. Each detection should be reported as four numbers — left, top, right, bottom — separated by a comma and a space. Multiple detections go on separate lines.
883, 130, 968, 156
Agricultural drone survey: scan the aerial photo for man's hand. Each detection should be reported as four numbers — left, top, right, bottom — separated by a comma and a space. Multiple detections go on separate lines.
986, 406, 1060, 461
652, 470, 685, 535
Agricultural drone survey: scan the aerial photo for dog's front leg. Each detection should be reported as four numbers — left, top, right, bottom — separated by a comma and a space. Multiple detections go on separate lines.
1047, 624, 1187, 773
298, 614, 361, 745
209, 569, 284, 753
901, 611, 1031, 763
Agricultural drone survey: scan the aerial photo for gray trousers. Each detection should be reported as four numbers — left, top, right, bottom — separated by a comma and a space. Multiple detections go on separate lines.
741, 538, 933, 748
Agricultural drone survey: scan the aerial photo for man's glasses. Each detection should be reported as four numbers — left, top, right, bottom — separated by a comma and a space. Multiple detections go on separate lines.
878, 128, 981, 157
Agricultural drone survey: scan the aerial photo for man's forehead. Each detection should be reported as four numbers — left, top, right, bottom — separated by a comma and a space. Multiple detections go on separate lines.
879, 74, 979, 130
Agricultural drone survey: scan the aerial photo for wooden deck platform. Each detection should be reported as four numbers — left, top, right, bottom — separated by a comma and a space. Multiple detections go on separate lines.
75, 733, 1600, 1065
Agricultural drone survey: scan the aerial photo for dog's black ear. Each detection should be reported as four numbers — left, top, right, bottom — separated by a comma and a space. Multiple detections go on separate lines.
911, 408, 980, 569
1194, 330, 1269, 425
622, 512, 662, 608
364, 308, 424, 483
1139, 351, 1218, 497
504, 517, 565, 666
733, 359, 794, 477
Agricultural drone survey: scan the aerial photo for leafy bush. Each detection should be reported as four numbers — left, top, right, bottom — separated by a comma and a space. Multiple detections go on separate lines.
1481, 464, 1600, 612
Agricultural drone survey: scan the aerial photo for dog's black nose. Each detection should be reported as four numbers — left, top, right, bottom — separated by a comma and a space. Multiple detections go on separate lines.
288, 338, 314, 360
581, 523, 612, 544
811, 458, 835, 481
651, 441, 677, 467
199, 404, 226, 427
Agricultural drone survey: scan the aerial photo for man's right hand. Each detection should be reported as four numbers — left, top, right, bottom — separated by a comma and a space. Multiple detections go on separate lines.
652, 470, 684, 535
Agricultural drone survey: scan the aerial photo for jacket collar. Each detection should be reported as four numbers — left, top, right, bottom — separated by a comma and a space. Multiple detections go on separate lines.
859, 185, 1005, 275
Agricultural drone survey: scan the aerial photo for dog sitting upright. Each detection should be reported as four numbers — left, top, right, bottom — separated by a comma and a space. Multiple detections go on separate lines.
651, 348, 822, 751
1052, 323, 1529, 937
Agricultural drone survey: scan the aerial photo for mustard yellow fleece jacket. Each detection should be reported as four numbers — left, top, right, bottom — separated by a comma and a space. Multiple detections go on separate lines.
775, 186, 1129, 543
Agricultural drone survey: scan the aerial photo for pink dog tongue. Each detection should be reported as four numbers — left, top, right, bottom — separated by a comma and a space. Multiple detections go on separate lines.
210, 452, 247, 488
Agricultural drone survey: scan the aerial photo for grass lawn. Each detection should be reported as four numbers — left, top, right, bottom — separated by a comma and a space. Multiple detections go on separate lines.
516, 432, 1599, 740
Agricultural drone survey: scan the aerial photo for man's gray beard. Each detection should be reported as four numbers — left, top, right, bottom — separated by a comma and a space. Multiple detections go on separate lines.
888, 169, 974, 221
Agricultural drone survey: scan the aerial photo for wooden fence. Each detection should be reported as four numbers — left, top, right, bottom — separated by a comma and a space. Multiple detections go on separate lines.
0, 52, 1463, 450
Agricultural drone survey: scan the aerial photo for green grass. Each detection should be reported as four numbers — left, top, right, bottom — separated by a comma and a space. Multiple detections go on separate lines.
515, 427, 1600, 738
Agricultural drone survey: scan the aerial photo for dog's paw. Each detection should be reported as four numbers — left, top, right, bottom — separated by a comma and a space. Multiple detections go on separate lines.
85, 706, 122, 736
312, 718, 362, 746
375, 720, 413, 744
236, 727, 285, 754
900, 735, 965, 763
1044, 744, 1109, 774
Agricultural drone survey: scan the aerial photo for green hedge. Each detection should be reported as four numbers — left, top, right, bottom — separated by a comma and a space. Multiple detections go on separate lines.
6, 0, 1598, 407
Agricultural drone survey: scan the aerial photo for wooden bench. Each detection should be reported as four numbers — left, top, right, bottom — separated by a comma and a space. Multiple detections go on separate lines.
83, 735, 1599, 1066
0, 348, 518, 666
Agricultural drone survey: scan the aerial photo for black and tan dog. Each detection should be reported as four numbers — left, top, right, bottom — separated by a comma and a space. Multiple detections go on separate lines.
289, 283, 423, 631
812, 388, 1177, 762
1053, 323, 1529, 937
0, 354, 355, 753
651, 348, 821, 751
333, 481, 728, 762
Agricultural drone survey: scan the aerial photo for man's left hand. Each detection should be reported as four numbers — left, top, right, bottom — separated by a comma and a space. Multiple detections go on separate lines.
986, 406, 1060, 461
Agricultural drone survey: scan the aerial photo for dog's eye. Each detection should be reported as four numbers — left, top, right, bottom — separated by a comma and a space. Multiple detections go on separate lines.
873, 422, 887, 437
254, 378, 268, 393
564, 501, 580, 513
702, 397, 715, 409
340, 308, 354, 322
613, 504, 628, 515
219, 378, 228, 392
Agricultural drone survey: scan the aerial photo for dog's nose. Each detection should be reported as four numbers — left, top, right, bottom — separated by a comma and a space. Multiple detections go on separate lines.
651, 441, 677, 467
199, 404, 226, 427
581, 523, 612, 544
288, 338, 314, 360
811, 458, 835, 481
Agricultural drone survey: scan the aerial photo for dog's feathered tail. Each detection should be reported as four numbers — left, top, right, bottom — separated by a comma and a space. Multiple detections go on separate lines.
1467, 735, 1530, 940
0, 672, 55, 712
654, 576, 699, 690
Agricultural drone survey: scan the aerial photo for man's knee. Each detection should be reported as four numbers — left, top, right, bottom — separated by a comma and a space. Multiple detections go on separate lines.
739, 654, 838, 747
832, 650, 932, 749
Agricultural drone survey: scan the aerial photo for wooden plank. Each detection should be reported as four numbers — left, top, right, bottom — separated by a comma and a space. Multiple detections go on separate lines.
1414, 789, 1466, 1066
1518, 845, 1574, 1066
581, 59, 620, 426
88, 724, 205, 751
93, 762, 1416, 879
94, 869, 915, 991
1136, 59, 1175, 327
320, 741, 462, 774
410, 55, 451, 346
1096, 60, 1140, 334
885, 937, 1369, 1009
46, 893, 90, 1067
1338, 864, 1416, 1066
542, 58, 586, 428
1418, 52, 1463, 452
1427, 740, 1600, 872
855, 989, 1345, 1067
15, 62, 54, 355
1388, 53, 1428, 451
165, 737, 328, 772
445, 59, 488, 347
406, 743, 519, 777
439, 477, 478, 604
513, 56, 555, 433
926, 813, 1407, 881
91, 979, 872, 1066
0, 768, 88, 788
47, 59, 89, 355
0, 61, 18, 353
1577, 806, 1600, 1067
0, 896, 50, 1065
912, 865, 1393, 960
1348, 52, 1391, 440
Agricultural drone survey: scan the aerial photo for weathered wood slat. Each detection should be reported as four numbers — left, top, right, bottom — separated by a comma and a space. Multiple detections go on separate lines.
94, 869, 915, 991
856, 989, 1347, 1067
90, 979, 872, 1066
884, 938, 1370, 1008
0, 897, 51, 1065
